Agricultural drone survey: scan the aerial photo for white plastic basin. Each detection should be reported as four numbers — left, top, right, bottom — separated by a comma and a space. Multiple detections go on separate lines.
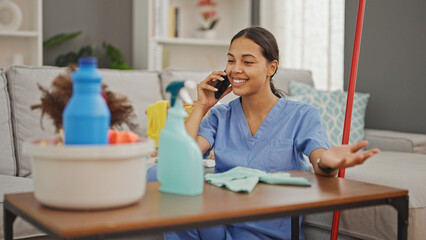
23, 139, 155, 210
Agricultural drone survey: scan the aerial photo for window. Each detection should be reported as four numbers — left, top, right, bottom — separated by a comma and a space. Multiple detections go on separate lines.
261, 0, 345, 90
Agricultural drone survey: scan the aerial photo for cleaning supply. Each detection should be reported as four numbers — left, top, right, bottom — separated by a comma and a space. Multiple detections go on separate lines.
205, 166, 311, 193
146, 101, 211, 148
108, 130, 139, 144
63, 57, 110, 145
146, 100, 169, 147
157, 81, 204, 195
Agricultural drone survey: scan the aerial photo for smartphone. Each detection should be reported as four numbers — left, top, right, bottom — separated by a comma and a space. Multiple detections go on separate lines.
213, 72, 230, 99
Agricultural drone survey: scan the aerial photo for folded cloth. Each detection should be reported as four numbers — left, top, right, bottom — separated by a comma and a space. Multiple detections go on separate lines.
205, 166, 310, 193
146, 100, 169, 147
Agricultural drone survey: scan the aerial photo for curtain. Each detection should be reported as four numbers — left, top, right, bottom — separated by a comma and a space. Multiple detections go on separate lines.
261, 0, 345, 91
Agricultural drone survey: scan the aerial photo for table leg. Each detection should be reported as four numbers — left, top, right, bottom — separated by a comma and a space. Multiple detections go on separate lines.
291, 216, 299, 240
3, 203, 17, 240
388, 196, 409, 240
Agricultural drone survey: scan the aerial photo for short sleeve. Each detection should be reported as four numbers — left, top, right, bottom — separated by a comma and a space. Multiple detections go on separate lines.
294, 106, 331, 158
198, 109, 219, 158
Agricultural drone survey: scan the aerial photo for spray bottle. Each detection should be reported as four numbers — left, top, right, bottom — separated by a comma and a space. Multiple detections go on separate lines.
157, 81, 204, 195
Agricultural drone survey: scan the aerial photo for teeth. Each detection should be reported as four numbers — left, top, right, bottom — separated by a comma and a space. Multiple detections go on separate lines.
233, 79, 246, 83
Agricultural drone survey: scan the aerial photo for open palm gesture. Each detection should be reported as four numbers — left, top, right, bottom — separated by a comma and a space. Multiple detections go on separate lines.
319, 140, 380, 170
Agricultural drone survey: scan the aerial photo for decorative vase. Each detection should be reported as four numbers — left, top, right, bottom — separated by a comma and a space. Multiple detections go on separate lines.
203, 29, 217, 39
194, 29, 217, 40
0, 0, 23, 31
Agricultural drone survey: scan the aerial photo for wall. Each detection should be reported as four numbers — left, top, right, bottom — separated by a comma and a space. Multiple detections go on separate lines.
132, 0, 149, 69
345, 0, 426, 134
43, 0, 133, 68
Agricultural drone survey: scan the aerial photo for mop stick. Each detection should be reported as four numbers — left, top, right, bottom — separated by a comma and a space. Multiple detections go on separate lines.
330, 0, 366, 239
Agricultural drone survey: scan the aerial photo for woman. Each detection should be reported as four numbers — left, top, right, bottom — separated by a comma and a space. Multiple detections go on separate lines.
148, 26, 379, 239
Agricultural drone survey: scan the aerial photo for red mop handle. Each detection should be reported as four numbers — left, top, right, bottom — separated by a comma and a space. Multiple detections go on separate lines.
330, 0, 366, 239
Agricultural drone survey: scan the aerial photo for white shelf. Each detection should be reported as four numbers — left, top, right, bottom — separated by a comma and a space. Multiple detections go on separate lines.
0, 0, 42, 68
0, 31, 39, 38
133, 0, 251, 70
155, 37, 229, 47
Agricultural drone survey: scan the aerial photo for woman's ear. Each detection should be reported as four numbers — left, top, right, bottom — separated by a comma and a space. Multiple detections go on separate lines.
267, 60, 278, 77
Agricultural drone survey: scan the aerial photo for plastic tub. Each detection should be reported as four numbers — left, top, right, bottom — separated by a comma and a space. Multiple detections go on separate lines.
23, 139, 155, 210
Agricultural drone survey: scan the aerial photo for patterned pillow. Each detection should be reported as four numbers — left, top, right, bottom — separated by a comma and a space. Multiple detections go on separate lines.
288, 81, 369, 146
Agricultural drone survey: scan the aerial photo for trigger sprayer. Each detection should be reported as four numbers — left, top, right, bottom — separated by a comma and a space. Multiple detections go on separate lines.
157, 80, 204, 195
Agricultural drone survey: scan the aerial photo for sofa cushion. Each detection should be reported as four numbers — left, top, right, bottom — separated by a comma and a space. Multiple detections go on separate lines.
159, 68, 314, 104
304, 151, 426, 239
6, 66, 162, 177
288, 81, 369, 146
365, 128, 426, 154
0, 69, 16, 176
98, 68, 163, 135
273, 68, 314, 95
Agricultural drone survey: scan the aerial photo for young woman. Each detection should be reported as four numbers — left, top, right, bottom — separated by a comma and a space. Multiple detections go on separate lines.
148, 26, 380, 240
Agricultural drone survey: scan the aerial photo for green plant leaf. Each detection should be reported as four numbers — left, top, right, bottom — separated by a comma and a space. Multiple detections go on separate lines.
77, 45, 95, 58
55, 52, 78, 67
209, 19, 218, 30
102, 42, 132, 70
54, 45, 95, 67
43, 31, 82, 47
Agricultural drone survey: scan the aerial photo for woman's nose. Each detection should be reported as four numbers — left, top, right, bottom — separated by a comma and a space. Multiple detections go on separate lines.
231, 63, 243, 74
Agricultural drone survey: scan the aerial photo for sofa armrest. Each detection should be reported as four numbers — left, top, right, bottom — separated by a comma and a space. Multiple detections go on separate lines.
364, 128, 426, 154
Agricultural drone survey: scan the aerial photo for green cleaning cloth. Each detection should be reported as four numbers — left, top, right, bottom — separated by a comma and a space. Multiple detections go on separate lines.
205, 166, 311, 193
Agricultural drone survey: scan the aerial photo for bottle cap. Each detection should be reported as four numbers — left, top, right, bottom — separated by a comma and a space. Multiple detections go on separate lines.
78, 57, 97, 67
166, 81, 195, 107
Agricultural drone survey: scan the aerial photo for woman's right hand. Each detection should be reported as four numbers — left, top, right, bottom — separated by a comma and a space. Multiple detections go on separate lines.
196, 71, 232, 110
185, 71, 231, 145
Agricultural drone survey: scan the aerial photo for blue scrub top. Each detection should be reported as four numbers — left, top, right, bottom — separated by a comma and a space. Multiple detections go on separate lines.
163, 97, 331, 240
199, 97, 331, 174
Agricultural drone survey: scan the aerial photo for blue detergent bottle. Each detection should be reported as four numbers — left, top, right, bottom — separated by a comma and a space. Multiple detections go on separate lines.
63, 57, 110, 145
157, 81, 204, 195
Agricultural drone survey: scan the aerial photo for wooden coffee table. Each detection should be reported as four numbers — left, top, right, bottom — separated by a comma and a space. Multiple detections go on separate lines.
3, 171, 408, 240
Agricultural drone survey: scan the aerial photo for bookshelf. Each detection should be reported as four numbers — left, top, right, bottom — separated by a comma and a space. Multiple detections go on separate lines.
0, 0, 43, 69
133, 0, 252, 71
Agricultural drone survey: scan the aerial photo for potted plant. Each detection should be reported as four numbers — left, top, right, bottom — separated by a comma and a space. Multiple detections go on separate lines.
196, 0, 219, 39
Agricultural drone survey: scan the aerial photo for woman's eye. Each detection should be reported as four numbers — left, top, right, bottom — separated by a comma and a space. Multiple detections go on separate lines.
227, 60, 234, 63
244, 61, 254, 64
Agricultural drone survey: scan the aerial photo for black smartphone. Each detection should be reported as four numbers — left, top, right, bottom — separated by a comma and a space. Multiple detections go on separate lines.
213, 72, 230, 99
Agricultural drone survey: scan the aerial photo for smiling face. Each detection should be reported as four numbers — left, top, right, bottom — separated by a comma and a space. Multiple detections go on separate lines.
226, 37, 277, 98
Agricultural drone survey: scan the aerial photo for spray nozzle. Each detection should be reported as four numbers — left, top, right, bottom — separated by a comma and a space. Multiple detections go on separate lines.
166, 80, 196, 107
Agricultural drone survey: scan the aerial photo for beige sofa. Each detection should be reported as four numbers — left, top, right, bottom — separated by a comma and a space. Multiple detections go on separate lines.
1, 66, 425, 240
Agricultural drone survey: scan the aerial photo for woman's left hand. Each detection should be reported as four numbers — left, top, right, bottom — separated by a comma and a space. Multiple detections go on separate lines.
319, 140, 380, 170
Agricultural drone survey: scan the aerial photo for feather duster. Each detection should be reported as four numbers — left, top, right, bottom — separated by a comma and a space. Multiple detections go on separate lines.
31, 66, 140, 135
